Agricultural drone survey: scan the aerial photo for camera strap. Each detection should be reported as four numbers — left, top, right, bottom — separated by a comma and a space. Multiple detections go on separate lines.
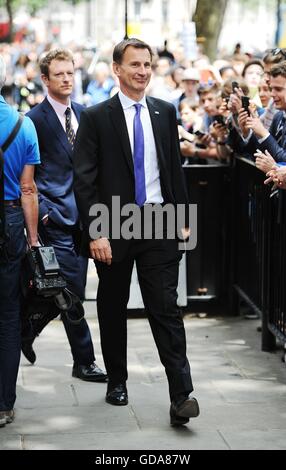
0, 114, 24, 243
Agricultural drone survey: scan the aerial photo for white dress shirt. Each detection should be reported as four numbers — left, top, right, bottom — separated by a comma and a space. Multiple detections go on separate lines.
47, 94, 79, 133
118, 90, 163, 204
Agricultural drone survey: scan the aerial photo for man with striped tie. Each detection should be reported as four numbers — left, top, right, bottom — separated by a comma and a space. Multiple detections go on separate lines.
25, 49, 107, 383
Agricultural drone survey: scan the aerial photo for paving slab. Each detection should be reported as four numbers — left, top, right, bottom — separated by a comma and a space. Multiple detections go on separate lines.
0, 312, 285, 451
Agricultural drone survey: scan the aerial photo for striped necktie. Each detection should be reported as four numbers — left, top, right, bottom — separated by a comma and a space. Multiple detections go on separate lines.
275, 114, 286, 145
65, 107, 76, 149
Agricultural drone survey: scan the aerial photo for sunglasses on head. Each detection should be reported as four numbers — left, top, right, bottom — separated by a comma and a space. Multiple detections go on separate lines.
265, 48, 286, 59
198, 79, 216, 90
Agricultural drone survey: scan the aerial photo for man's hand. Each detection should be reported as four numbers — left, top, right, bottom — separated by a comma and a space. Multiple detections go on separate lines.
181, 228, 191, 240
211, 122, 228, 142
178, 125, 194, 142
89, 238, 112, 265
237, 109, 250, 137
245, 115, 268, 139
198, 133, 212, 147
254, 149, 277, 174
180, 140, 196, 157
265, 165, 286, 189
229, 92, 242, 114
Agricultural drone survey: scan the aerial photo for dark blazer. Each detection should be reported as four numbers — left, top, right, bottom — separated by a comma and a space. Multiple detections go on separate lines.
259, 111, 286, 162
242, 111, 286, 162
73, 93, 189, 261
27, 98, 84, 227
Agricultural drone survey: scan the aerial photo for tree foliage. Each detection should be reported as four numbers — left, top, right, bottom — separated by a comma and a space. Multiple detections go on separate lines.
193, 0, 229, 62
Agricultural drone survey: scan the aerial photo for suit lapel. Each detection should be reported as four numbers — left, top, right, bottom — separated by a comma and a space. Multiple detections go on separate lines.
71, 101, 81, 123
41, 98, 72, 158
146, 97, 167, 173
108, 94, 134, 176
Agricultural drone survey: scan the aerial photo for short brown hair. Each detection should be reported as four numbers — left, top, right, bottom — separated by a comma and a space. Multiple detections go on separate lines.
39, 48, 74, 77
263, 48, 286, 66
269, 61, 286, 79
178, 98, 199, 112
113, 38, 153, 64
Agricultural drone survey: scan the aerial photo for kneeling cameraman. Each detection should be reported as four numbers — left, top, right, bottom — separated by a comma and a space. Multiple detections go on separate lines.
0, 55, 40, 428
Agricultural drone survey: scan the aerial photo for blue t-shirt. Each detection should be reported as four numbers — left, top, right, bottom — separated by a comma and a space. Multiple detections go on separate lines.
0, 95, 40, 200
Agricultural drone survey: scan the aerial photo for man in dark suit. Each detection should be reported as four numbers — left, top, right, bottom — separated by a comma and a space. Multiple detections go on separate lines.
25, 49, 107, 383
73, 38, 199, 425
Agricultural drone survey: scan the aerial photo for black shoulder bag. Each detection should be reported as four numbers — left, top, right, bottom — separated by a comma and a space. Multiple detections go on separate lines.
0, 114, 24, 248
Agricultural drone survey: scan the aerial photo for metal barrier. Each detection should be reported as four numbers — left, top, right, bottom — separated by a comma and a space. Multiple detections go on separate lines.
183, 162, 232, 313
232, 156, 286, 352
183, 157, 286, 353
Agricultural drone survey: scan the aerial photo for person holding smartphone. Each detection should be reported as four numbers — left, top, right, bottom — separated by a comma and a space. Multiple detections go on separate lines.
238, 63, 286, 163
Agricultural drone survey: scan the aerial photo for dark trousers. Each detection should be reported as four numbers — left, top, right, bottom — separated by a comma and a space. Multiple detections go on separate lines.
39, 220, 95, 365
96, 238, 193, 400
0, 207, 26, 411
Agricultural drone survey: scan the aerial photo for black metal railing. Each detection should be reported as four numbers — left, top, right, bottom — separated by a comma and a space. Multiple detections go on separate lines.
233, 156, 286, 351
183, 157, 286, 353
183, 162, 232, 312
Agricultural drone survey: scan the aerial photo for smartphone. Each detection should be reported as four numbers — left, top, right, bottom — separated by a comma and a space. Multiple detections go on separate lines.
194, 130, 205, 138
232, 81, 239, 93
241, 96, 250, 116
213, 115, 225, 125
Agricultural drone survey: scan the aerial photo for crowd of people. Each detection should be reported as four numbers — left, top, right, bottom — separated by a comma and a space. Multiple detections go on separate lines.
1, 35, 286, 431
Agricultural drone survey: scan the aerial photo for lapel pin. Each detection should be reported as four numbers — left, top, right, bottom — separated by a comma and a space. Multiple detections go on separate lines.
155, 111, 160, 114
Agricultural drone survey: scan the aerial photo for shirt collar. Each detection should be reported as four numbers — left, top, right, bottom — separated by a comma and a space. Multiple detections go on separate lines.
47, 94, 71, 116
118, 90, 147, 110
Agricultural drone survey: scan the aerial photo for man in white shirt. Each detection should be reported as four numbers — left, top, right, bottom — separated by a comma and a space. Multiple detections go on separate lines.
73, 38, 200, 426
26, 49, 107, 383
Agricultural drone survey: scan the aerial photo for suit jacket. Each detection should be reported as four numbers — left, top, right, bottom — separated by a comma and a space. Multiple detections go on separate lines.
27, 98, 84, 227
73, 93, 189, 261
243, 111, 286, 162
259, 111, 286, 162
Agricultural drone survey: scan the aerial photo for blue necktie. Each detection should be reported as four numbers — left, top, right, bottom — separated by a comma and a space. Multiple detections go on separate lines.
133, 103, 146, 207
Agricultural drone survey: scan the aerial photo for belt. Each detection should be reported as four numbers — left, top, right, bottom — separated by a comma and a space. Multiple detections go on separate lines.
4, 198, 21, 207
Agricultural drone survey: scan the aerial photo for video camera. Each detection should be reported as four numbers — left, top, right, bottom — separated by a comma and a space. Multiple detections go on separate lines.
21, 245, 84, 341
23, 245, 67, 297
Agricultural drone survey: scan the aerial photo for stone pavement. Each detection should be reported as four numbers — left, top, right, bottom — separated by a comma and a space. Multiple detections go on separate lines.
0, 303, 286, 451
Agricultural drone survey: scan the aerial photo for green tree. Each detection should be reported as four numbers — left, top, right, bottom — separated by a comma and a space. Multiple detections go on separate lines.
193, 0, 284, 61
193, 0, 229, 62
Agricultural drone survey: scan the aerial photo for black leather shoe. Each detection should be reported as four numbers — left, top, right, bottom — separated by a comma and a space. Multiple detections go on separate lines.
21, 339, 36, 364
170, 395, 200, 426
105, 384, 128, 406
72, 362, 108, 382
